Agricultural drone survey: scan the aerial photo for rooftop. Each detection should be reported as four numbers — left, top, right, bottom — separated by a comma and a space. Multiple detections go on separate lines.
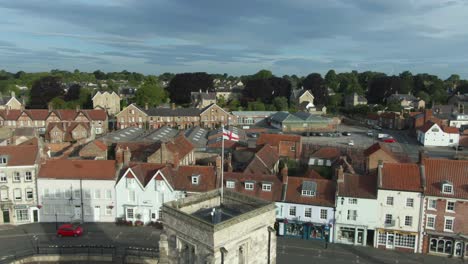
98, 127, 145, 143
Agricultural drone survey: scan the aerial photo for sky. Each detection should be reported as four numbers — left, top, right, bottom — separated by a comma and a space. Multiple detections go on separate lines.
0, 0, 468, 78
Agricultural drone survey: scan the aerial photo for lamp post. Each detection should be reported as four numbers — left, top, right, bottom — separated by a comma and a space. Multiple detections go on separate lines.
55, 212, 58, 230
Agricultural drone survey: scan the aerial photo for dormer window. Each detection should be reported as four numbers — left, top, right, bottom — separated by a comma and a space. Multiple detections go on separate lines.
245, 182, 254, 190
191, 175, 200, 185
301, 181, 317, 197
226, 181, 235, 189
262, 183, 272, 192
442, 181, 453, 194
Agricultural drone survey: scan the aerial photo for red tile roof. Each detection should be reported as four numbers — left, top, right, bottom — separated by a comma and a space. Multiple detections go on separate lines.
0, 145, 38, 166
311, 147, 341, 160
364, 142, 397, 159
165, 134, 194, 159
93, 140, 108, 151
408, 112, 422, 117
380, 163, 422, 192
39, 159, 116, 180
0, 109, 22, 120
25, 110, 50, 120
244, 144, 279, 174
116, 142, 161, 162
82, 110, 107, 120
338, 173, 377, 199
223, 172, 283, 202
285, 176, 336, 207
423, 158, 468, 199
257, 134, 301, 147
169, 165, 217, 193
442, 126, 459, 134
55, 110, 79, 120
418, 121, 436, 133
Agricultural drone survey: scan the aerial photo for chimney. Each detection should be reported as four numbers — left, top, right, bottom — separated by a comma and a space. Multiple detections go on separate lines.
115, 146, 124, 165
123, 147, 131, 166
171, 103, 176, 110
227, 152, 233, 172
419, 164, 426, 191
377, 160, 383, 188
280, 163, 288, 185
335, 165, 344, 183
145, 103, 149, 111
424, 109, 432, 123
418, 150, 427, 164
10, 91, 15, 98
48, 102, 53, 112
215, 155, 222, 186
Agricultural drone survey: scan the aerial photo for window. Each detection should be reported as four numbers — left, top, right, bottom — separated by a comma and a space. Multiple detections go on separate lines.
191, 176, 199, 185
444, 217, 454, 232
442, 184, 453, 194
25, 172, 32, 181
26, 189, 33, 200
301, 190, 315, 196
13, 172, 20, 182
385, 214, 393, 225
126, 178, 135, 187
73, 189, 80, 199
426, 215, 436, 229
84, 190, 91, 199
105, 206, 112, 216
129, 190, 136, 202
0, 157, 7, 164
55, 189, 62, 198
0, 189, 8, 201
151, 212, 156, 220
406, 198, 414, 207
347, 210, 357, 221
16, 209, 29, 222
94, 189, 101, 199
105, 190, 112, 199
14, 188, 21, 200
0, 173, 7, 182
289, 206, 296, 216
405, 216, 413, 226
262, 184, 271, 192
348, 198, 358, 205
428, 199, 437, 210
126, 208, 134, 219
386, 196, 394, 206
65, 189, 72, 199
290, 145, 296, 151
245, 182, 254, 190
304, 208, 312, 218
320, 209, 328, 220
226, 181, 235, 189
43, 188, 50, 198
446, 201, 455, 212
395, 233, 416, 248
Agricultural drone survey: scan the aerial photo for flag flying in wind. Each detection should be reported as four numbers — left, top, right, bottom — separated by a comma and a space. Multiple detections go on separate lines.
222, 128, 239, 141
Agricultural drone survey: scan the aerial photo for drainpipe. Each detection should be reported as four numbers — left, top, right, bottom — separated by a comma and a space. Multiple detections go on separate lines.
220, 247, 227, 264
267, 226, 275, 264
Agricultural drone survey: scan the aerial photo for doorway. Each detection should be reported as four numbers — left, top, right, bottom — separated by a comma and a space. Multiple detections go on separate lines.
33, 210, 38, 222
93, 206, 100, 222
2, 210, 10, 223
366, 230, 374, 246
74, 206, 82, 221
386, 233, 395, 249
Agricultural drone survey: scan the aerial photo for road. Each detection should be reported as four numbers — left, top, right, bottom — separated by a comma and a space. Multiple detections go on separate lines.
0, 223, 463, 264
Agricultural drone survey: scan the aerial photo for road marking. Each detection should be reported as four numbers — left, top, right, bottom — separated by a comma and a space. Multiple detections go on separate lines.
115, 231, 122, 240
0, 233, 56, 239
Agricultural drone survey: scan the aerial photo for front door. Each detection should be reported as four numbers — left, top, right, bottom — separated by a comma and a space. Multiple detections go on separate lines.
33, 210, 38, 222
454, 242, 462, 257
386, 234, 395, 249
74, 206, 81, 221
93, 206, 100, 222
2, 210, 10, 223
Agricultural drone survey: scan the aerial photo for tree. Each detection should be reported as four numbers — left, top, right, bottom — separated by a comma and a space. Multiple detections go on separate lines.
243, 77, 291, 104
135, 76, 167, 107
93, 70, 106, 80
29, 76, 64, 108
272, 97, 289, 111
167, 72, 214, 104
247, 100, 266, 111
326, 93, 343, 114
64, 83, 81, 101
302, 73, 329, 106
399, 71, 414, 94
445, 74, 460, 92
457, 80, 468, 94
227, 99, 240, 111
367, 76, 401, 104
416, 91, 430, 103
325, 70, 339, 91
252, 69, 273, 80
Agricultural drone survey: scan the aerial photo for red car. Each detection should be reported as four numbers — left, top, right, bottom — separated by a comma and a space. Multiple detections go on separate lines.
57, 224, 83, 237
383, 138, 397, 143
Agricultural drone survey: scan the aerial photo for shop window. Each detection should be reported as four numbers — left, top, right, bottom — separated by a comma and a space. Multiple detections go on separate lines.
285, 223, 304, 237
16, 209, 29, 222
126, 208, 134, 219
309, 225, 325, 240
395, 233, 416, 248
339, 227, 355, 243
430, 238, 453, 254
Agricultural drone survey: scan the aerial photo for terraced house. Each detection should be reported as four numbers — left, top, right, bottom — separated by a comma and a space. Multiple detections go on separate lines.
0, 143, 39, 225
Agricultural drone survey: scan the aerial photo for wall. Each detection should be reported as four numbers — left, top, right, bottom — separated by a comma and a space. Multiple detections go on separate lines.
335, 196, 379, 230
419, 128, 459, 147
376, 190, 422, 233
116, 104, 147, 129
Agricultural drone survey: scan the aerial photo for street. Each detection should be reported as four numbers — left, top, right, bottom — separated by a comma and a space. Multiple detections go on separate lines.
0, 223, 464, 263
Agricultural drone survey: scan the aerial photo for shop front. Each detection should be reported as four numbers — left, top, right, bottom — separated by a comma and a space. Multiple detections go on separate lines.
426, 232, 467, 258
335, 225, 368, 246
375, 229, 418, 253
278, 219, 331, 242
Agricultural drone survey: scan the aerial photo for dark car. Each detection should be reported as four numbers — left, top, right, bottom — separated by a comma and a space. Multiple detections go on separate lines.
453, 145, 464, 151
342, 132, 351, 136
57, 224, 83, 237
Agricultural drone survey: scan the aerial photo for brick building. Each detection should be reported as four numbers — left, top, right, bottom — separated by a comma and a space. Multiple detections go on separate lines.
257, 133, 302, 160
364, 143, 402, 173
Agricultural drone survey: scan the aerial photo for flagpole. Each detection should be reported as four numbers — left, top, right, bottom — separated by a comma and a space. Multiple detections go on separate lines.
221, 125, 224, 204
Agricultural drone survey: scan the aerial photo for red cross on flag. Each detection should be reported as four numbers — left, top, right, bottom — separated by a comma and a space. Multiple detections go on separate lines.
223, 128, 239, 141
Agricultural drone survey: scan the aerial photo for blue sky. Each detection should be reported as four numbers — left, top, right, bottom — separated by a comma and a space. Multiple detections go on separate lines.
1, 0, 468, 78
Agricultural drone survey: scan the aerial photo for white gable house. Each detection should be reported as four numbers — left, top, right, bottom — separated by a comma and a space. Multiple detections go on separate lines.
417, 121, 459, 147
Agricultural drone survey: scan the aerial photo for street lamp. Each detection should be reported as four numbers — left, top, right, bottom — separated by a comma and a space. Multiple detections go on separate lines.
55, 213, 58, 230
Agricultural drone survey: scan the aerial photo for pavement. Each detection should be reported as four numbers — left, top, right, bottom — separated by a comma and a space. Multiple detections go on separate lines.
0, 223, 464, 263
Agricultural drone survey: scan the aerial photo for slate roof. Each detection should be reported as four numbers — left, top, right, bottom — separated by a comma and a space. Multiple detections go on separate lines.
423, 158, 468, 199
185, 126, 208, 148
0, 144, 38, 166
380, 163, 423, 192
144, 107, 201, 117
39, 160, 116, 180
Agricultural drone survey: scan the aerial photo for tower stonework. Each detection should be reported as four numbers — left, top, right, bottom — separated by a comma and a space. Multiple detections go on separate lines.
162, 189, 277, 264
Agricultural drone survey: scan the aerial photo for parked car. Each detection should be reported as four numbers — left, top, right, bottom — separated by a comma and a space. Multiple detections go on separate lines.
57, 224, 83, 237
453, 145, 464, 151
348, 140, 354, 146
317, 132, 324, 136
373, 125, 383, 130
383, 138, 397, 143
342, 132, 351, 136
367, 130, 374, 136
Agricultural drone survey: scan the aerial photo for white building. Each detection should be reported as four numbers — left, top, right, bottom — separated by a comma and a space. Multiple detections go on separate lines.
0, 144, 39, 225
417, 121, 459, 147
375, 162, 423, 253
448, 113, 468, 128
37, 160, 117, 223
115, 163, 184, 224
335, 172, 379, 246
